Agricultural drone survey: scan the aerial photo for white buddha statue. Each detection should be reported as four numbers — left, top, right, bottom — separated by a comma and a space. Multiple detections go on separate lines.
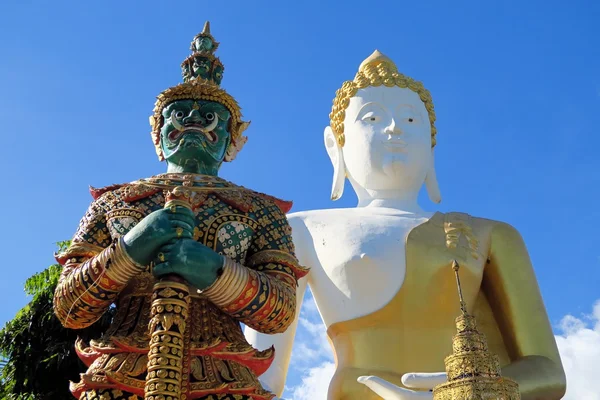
245, 51, 566, 400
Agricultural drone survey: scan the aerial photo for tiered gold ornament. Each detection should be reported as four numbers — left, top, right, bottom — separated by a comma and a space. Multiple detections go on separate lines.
432, 261, 521, 400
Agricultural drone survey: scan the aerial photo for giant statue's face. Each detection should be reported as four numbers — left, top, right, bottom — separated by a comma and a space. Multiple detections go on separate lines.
160, 99, 231, 171
194, 36, 214, 53
192, 57, 212, 80
342, 85, 432, 192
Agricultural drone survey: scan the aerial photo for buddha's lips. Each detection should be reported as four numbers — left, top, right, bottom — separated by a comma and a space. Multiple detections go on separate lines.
383, 140, 408, 152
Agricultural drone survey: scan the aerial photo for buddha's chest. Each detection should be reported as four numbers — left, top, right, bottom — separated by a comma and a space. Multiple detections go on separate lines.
314, 217, 416, 290
307, 212, 489, 326
106, 193, 260, 264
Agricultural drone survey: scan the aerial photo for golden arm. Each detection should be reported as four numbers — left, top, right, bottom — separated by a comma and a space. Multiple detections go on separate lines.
484, 222, 566, 399
202, 201, 309, 334
53, 201, 143, 329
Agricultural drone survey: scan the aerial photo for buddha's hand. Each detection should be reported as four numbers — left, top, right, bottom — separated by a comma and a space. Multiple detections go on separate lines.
152, 238, 224, 290
123, 206, 195, 266
357, 373, 447, 400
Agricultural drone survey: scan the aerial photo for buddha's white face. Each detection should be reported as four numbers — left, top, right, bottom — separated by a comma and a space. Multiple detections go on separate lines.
342, 85, 432, 192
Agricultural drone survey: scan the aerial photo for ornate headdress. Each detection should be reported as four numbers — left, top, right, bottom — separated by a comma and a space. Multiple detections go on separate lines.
329, 50, 437, 147
149, 22, 249, 162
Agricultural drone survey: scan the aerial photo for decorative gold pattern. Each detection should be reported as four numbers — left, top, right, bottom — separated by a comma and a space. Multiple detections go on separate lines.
145, 281, 189, 400
79, 388, 141, 399
329, 50, 436, 147
106, 239, 146, 284
432, 262, 520, 399
201, 258, 249, 306
54, 174, 306, 399
53, 238, 145, 328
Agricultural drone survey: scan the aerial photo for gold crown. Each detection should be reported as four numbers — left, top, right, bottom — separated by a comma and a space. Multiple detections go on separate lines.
181, 21, 224, 86
149, 22, 249, 162
329, 50, 436, 147
432, 261, 521, 399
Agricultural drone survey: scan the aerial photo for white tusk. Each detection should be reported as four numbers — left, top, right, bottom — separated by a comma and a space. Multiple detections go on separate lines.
170, 110, 185, 131
200, 114, 219, 133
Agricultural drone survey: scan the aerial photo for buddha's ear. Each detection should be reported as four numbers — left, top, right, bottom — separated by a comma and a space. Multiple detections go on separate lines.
324, 126, 345, 201
425, 148, 441, 204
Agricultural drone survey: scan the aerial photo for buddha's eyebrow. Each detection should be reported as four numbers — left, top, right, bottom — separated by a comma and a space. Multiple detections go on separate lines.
354, 102, 386, 121
395, 104, 416, 111
396, 104, 424, 118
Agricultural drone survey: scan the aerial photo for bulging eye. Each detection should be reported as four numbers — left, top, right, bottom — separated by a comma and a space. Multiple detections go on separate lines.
205, 112, 215, 121
175, 111, 184, 119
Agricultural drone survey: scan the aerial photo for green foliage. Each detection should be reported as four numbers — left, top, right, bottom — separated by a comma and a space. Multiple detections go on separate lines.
0, 241, 113, 400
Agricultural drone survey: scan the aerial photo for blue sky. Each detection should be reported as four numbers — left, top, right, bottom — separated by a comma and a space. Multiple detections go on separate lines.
1, 0, 599, 398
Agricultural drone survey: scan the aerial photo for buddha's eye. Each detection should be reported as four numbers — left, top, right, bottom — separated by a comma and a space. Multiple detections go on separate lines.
362, 112, 381, 123
174, 111, 184, 119
205, 112, 215, 121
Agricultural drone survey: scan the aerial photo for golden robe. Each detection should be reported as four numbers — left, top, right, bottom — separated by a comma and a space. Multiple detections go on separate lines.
326, 212, 565, 400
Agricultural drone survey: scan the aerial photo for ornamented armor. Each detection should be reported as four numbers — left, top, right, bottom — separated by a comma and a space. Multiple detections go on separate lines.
55, 174, 307, 400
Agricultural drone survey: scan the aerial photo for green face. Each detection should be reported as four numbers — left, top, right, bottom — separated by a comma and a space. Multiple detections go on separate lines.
192, 57, 211, 80
160, 99, 231, 175
194, 36, 214, 52
181, 64, 191, 81
213, 65, 224, 85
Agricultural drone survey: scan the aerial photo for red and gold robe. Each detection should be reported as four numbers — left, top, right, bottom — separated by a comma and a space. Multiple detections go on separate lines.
53, 173, 308, 400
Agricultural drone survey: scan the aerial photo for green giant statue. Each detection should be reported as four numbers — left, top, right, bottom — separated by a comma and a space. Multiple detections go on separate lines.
53, 22, 307, 400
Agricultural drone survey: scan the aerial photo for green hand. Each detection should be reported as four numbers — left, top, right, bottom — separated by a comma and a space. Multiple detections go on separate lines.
122, 206, 196, 266
152, 239, 224, 290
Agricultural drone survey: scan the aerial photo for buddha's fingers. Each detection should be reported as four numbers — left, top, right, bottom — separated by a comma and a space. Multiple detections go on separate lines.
357, 376, 432, 400
401, 372, 447, 390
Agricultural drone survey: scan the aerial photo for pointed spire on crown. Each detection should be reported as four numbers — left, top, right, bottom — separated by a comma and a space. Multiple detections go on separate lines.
181, 20, 224, 85
358, 49, 399, 73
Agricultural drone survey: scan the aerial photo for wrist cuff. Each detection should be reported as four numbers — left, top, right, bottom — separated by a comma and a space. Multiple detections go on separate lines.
104, 238, 146, 284
199, 257, 249, 307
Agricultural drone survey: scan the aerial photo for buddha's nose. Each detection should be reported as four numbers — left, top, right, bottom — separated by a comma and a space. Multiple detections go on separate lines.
183, 109, 203, 125
385, 118, 403, 135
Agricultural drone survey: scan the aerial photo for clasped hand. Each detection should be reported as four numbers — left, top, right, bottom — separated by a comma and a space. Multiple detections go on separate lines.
123, 206, 224, 289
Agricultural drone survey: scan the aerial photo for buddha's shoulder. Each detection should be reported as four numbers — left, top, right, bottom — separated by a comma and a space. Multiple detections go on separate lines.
440, 211, 522, 239
288, 207, 364, 224
288, 207, 421, 233
287, 209, 521, 238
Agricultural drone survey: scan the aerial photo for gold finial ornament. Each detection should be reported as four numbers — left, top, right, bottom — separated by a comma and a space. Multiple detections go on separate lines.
329, 49, 437, 148
432, 261, 521, 399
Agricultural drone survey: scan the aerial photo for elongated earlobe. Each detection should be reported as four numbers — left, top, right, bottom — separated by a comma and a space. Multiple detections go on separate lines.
425, 149, 441, 204
324, 126, 345, 200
